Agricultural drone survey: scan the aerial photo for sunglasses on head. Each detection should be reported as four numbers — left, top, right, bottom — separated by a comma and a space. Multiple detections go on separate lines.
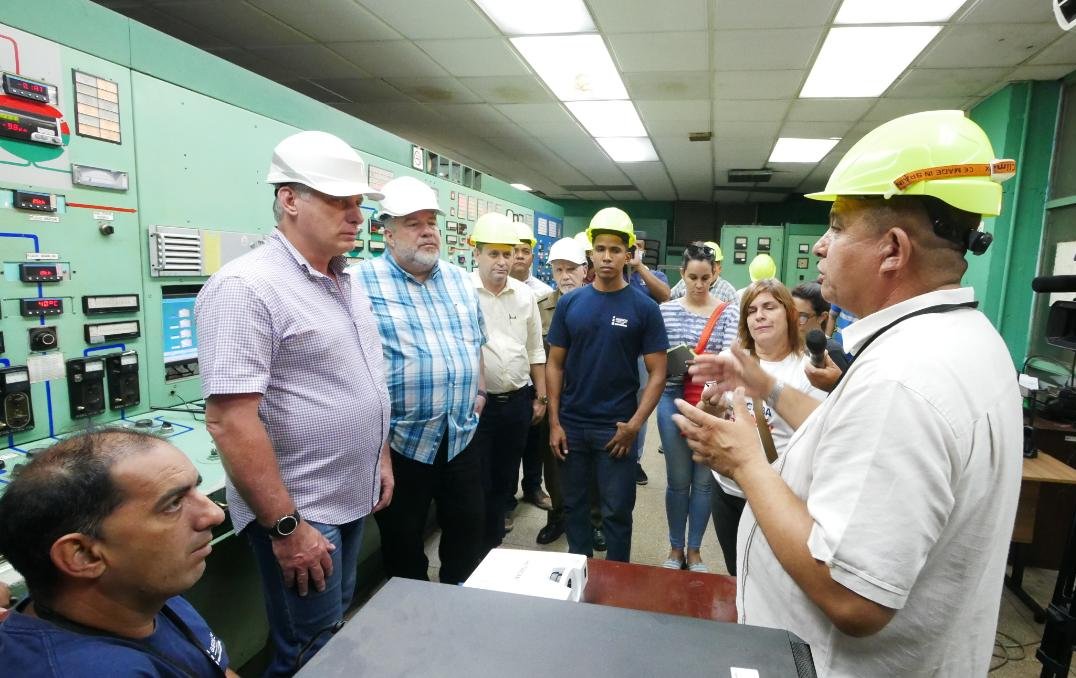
685, 244, 715, 259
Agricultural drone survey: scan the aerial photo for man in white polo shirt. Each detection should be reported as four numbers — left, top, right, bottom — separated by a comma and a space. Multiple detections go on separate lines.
675, 111, 1022, 676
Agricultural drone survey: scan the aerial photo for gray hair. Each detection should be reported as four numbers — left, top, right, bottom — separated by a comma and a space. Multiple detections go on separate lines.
271, 183, 312, 223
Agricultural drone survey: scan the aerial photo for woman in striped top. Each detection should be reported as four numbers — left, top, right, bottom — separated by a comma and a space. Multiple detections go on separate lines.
655, 243, 740, 572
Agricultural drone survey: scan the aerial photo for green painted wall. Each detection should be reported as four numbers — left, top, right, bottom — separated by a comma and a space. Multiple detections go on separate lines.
968, 81, 1062, 366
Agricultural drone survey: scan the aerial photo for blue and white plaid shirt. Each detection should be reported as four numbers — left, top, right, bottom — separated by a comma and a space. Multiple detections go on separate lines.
353, 253, 487, 464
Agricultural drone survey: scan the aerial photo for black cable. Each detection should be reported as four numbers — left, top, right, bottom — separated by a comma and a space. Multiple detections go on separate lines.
293, 620, 345, 671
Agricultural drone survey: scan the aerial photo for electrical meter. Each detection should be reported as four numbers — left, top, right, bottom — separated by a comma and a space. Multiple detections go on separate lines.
66, 358, 106, 418
0, 366, 34, 432
105, 351, 140, 410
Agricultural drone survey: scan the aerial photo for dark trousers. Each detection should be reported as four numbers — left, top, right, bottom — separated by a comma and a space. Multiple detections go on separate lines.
711, 479, 747, 575
471, 388, 532, 551
520, 409, 544, 497
561, 423, 637, 561
375, 435, 484, 585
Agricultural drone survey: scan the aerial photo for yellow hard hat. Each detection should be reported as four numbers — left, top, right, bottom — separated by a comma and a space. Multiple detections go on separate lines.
586, 207, 636, 248
470, 212, 520, 247
514, 221, 537, 248
806, 110, 1015, 217
749, 254, 776, 282
704, 241, 723, 261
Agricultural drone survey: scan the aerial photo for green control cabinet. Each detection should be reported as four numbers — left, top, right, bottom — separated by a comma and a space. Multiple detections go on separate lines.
719, 225, 786, 290
781, 223, 828, 290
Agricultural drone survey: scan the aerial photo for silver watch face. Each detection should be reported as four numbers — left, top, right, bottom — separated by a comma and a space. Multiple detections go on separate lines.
276, 514, 299, 536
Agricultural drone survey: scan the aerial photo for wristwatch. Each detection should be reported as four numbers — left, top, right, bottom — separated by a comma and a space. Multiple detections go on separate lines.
536, 394, 549, 405
266, 510, 301, 539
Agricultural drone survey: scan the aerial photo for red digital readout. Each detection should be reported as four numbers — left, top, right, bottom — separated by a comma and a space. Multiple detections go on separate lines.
2, 120, 29, 134
36, 269, 55, 276
34, 299, 60, 308
16, 82, 46, 94
30, 198, 47, 205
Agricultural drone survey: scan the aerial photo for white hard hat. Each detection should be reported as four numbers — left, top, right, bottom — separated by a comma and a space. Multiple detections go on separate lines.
377, 176, 443, 220
548, 237, 586, 265
266, 131, 384, 199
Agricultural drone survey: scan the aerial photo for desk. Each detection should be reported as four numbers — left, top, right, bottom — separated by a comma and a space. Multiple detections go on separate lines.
583, 558, 737, 622
1007, 451, 1076, 621
297, 578, 815, 677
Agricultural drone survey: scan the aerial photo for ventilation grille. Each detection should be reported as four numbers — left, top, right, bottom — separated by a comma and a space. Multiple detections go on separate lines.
727, 169, 773, 183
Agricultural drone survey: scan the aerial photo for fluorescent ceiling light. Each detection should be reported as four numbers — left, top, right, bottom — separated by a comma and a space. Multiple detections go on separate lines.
511, 35, 628, 101
769, 137, 840, 163
474, 0, 595, 35
565, 101, 646, 137
835, 0, 967, 24
596, 137, 659, 163
800, 26, 941, 98
510, 183, 533, 191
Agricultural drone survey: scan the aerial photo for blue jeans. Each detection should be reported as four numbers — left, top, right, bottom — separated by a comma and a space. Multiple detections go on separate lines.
561, 423, 637, 561
246, 517, 365, 677
657, 393, 712, 550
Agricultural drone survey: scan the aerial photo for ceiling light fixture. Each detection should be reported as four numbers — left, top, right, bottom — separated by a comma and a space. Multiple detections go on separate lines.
768, 137, 840, 163
596, 137, 659, 163
835, 0, 968, 24
565, 100, 647, 137
510, 183, 533, 191
510, 35, 628, 101
800, 26, 941, 98
473, 0, 596, 35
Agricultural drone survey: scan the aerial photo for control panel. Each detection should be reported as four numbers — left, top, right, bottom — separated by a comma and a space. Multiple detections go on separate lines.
66, 357, 106, 418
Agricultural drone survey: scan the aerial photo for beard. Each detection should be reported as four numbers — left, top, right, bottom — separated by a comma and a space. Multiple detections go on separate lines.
394, 241, 440, 271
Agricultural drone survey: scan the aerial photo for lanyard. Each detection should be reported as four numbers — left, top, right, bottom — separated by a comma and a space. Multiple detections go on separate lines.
834, 301, 979, 389
29, 599, 226, 678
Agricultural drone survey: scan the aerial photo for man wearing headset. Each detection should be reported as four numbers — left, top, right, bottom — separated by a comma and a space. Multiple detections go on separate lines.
675, 111, 1021, 676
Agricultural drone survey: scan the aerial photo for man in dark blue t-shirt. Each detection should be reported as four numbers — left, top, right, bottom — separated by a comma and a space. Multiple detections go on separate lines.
547, 208, 667, 562
0, 429, 234, 677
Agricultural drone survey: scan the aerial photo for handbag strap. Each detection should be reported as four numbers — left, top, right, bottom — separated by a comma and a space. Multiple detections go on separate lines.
693, 301, 730, 354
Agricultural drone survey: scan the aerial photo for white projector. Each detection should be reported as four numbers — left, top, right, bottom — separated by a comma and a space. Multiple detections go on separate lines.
464, 548, 588, 602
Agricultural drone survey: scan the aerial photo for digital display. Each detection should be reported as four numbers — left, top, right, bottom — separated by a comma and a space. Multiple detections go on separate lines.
20, 298, 64, 316
83, 294, 139, 314
0, 107, 61, 145
162, 295, 198, 365
19, 263, 61, 282
3, 73, 52, 103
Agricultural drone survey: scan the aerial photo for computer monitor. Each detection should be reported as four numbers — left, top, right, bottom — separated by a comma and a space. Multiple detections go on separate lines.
161, 285, 201, 370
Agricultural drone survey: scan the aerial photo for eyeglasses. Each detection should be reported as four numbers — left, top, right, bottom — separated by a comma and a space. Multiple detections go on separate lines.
797, 312, 816, 324
685, 244, 715, 260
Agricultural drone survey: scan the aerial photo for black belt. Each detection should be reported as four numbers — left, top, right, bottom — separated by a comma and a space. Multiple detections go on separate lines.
488, 387, 527, 403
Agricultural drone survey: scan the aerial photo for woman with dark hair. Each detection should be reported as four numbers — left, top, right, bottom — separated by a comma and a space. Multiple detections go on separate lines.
655, 243, 739, 572
710, 279, 824, 574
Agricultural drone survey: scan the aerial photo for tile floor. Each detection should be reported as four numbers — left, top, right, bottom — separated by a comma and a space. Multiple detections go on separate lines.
420, 414, 1061, 676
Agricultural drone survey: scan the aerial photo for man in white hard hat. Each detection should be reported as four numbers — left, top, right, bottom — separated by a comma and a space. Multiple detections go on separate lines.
675, 111, 1021, 675
354, 176, 488, 586
467, 213, 546, 551
198, 130, 392, 675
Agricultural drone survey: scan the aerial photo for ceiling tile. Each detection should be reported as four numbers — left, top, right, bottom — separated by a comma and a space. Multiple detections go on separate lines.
574, 191, 612, 200
713, 189, 753, 202
1006, 64, 1076, 81
918, 23, 1062, 69
624, 71, 712, 100
330, 41, 448, 78
121, 6, 232, 50
280, 79, 350, 103
786, 98, 874, 122
713, 100, 789, 122
416, 38, 531, 77
888, 67, 1013, 98
765, 164, 818, 187
713, 28, 824, 70
588, 0, 708, 33
608, 190, 644, 201
526, 120, 589, 137
435, 104, 524, 136
636, 100, 710, 135
778, 120, 854, 138
384, 78, 482, 104
460, 76, 553, 104
312, 78, 413, 103
496, 103, 573, 124
208, 47, 300, 81
863, 97, 973, 122
1027, 32, 1076, 66
153, 0, 313, 48
608, 32, 710, 72
714, 70, 804, 100
713, 138, 771, 168
357, 0, 499, 39
713, 120, 781, 139
250, 44, 369, 78
249, 0, 401, 41
960, 0, 1059, 24
713, 0, 838, 29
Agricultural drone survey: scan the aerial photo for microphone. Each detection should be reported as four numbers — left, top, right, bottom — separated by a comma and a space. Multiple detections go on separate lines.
806, 329, 827, 368
1032, 275, 1076, 294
